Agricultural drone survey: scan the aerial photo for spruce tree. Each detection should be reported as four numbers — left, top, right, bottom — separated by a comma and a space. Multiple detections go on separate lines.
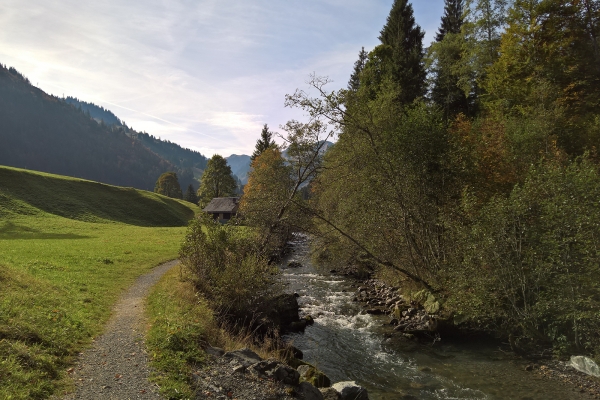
348, 47, 368, 91
183, 184, 199, 204
250, 124, 276, 161
378, 0, 426, 104
430, 0, 470, 120
436, 0, 464, 41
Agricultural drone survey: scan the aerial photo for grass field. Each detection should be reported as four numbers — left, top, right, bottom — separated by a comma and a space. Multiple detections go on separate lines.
0, 166, 198, 399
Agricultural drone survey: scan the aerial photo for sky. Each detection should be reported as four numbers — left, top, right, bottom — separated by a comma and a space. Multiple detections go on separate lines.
0, 0, 445, 157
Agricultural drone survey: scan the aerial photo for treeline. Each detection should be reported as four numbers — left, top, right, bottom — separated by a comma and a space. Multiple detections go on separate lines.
312, 0, 600, 355
240, 0, 600, 357
64, 96, 124, 127
0, 64, 204, 191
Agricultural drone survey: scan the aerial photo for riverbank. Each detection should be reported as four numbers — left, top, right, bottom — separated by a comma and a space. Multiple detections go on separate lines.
348, 276, 600, 399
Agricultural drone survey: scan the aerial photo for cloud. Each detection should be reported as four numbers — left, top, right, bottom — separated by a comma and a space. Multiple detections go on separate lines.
0, 0, 445, 156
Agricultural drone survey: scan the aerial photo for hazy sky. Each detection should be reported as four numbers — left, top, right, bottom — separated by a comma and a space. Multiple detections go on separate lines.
1, 0, 445, 157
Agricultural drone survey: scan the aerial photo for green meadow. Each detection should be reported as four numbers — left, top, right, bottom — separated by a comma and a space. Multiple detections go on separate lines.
0, 166, 197, 399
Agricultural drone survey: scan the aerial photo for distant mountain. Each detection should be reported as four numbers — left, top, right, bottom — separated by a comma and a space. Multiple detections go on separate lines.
64, 97, 123, 127
0, 64, 197, 191
226, 141, 334, 186
226, 154, 251, 184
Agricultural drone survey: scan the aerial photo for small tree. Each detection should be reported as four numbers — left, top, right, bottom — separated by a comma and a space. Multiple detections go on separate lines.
250, 124, 276, 161
154, 172, 182, 199
183, 184, 199, 204
197, 155, 237, 207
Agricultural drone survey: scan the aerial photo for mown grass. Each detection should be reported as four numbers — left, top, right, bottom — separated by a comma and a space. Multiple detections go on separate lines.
0, 166, 198, 399
0, 165, 195, 226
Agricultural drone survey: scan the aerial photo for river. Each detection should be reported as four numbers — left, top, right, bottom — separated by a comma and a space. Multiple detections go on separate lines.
281, 234, 585, 400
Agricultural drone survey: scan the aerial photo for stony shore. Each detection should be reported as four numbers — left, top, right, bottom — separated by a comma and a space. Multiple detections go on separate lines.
192, 347, 368, 400
349, 277, 600, 399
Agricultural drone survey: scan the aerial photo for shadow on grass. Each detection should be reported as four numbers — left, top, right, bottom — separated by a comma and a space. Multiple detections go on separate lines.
0, 221, 90, 240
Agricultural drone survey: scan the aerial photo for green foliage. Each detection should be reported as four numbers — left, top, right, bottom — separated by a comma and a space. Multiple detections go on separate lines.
240, 147, 298, 251
429, 0, 470, 120
250, 124, 276, 161
436, 0, 465, 41
378, 0, 426, 104
179, 215, 275, 312
197, 155, 237, 207
183, 184, 199, 204
447, 156, 600, 353
154, 171, 183, 199
347, 47, 368, 92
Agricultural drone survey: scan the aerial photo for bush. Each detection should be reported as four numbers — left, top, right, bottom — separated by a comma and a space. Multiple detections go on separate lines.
179, 214, 276, 314
448, 156, 600, 355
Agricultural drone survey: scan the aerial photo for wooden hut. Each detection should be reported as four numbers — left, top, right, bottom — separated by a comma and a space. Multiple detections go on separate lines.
202, 197, 240, 222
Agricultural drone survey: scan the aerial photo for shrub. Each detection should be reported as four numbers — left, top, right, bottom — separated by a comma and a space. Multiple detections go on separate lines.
179, 214, 276, 314
448, 156, 600, 355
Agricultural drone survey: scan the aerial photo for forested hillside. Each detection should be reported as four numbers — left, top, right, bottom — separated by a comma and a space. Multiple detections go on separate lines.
0, 65, 201, 191
132, 131, 207, 186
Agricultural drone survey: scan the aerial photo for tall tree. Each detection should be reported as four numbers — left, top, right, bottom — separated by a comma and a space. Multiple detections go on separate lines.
429, 0, 470, 120
197, 155, 237, 206
250, 124, 276, 161
154, 172, 183, 199
183, 184, 199, 204
436, 0, 465, 41
347, 47, 368, 92
378, 0, 426, 104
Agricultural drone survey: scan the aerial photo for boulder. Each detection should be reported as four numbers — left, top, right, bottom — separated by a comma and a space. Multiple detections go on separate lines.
288, 261, 303, 268
297, 381, 324, 400
288, 345, 304, 360
331, 381, 369, 400
248, 359, 280, 377
320, 387, 342, 400
297, 364, 331, 388
223, 348, 262, 367
288, 320, 308, 332
247, 360, 300, 385
272, 364, 300, 385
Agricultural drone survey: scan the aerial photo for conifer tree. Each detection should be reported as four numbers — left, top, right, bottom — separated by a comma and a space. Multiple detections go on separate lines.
436, 0, 464, 41
378, 0, 426, 104
348, 47, 368, 92
250, 124, 276, 161
430, 0, 470, 120
183, 184, 199, 204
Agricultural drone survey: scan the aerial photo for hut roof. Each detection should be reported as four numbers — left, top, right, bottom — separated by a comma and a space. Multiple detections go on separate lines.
202, 197, 240, 213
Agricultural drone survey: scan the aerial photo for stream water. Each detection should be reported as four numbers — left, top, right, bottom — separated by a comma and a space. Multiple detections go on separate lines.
281, 234, 585, 400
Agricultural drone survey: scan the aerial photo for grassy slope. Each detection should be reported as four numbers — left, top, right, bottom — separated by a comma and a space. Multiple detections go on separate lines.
0, 166, 198, 399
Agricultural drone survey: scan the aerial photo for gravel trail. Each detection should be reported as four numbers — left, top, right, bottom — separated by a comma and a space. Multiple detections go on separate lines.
64, 260, 179, 400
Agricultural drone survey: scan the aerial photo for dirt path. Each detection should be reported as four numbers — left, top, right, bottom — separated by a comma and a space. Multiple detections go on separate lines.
64, 260, 179, 400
